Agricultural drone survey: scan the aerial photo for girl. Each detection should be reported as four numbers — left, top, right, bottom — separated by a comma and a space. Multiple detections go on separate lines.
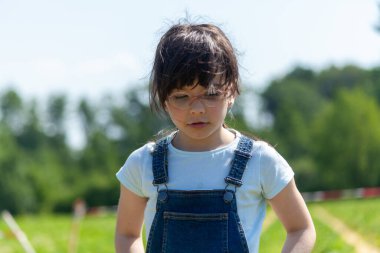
115, 22, 316, 253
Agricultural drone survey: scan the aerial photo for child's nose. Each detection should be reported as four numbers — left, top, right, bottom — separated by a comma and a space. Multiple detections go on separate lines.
189, 98, 206, 114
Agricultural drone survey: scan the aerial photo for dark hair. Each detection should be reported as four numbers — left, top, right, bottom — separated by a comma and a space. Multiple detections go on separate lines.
149, 22, 240, 113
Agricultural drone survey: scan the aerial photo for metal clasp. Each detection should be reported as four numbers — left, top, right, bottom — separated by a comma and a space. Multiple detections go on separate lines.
224, 184, 236, 204
156, 184, 168, 203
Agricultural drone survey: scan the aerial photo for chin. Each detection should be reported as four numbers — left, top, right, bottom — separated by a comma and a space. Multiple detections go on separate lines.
184, 128, 219, 140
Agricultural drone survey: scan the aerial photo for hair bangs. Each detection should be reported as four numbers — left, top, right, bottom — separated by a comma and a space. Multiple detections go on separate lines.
150, 23, 240, 113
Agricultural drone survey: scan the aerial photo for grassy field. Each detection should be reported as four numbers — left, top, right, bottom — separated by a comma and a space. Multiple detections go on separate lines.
317, 198, 380, 248
0, 214, 115, 253
260, 209, 355, 252
1, 198, 379, 252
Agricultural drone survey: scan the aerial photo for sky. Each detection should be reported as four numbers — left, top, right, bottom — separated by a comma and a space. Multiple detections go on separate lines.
1, 0, 379, 102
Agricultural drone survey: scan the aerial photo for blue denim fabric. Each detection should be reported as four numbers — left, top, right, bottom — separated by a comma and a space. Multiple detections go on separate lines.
224, 136, 253, 187
147, 136, 253, 253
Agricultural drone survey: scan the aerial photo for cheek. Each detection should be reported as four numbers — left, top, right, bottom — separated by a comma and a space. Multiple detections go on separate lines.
215, 101, 229, 114
166, 107, 187, 123
208, 106, 229, 121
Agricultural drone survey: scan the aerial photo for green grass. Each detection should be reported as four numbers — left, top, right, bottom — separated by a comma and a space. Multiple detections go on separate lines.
259, 207, 355, 253
316, 198, 380, 247
259, 217, 286, 252
0, 214, 115, 253
310, 212, 355, 252
1, 198, 379, 252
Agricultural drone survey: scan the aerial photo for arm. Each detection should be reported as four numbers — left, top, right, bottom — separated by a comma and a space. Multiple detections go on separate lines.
115, 184, 148, 253
268, 178, 316, 253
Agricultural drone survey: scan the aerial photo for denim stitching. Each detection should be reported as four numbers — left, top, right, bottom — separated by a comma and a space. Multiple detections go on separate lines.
149, 135, 253, 252
163, 211, 229, 253
152, 137, 169, 185
225, 136, 253, 187
162, 214, 169, 253
167, 190, 227, 197
223, 214, 228, 253
146, 210, 161, 253
233, 212, 250, 253
164, 212, 228, 221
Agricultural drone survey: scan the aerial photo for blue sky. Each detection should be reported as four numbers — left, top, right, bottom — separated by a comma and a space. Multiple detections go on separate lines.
0, 0, 379, 101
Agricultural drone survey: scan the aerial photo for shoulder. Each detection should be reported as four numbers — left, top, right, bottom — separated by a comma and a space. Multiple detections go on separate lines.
124, 142, 156, 166
117, 142, 156, 179
234, 131, 285, 164
116, 142, 156, 197
249, 139, 287, 166
253, 141, 294, 199
257, 141, 293, 178
237, 135, 272, 158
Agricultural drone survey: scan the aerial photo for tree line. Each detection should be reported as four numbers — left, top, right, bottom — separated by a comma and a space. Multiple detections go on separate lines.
1, 64, 380, 214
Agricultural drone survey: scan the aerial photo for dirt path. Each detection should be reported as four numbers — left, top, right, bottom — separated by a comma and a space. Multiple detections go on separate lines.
313, 206, 380, 253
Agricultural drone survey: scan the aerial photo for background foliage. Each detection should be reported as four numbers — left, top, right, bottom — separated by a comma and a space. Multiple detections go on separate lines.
1, 64, 380, 213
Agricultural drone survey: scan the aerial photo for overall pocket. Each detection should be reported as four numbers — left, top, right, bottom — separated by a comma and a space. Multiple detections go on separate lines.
162, 212, 228, 253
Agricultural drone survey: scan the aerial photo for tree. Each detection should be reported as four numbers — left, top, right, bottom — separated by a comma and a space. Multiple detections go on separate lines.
0, 124, 38, 213
262, 75, 324, 158
315, 65, 371, 99
312, 89, 380, 189
78, 98, 97, 138
16, 100, 45, 151
46, 94, 67, 136
0, 89, 24, 133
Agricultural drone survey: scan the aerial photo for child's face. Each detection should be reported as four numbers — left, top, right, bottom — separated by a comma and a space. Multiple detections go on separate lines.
165, 83, 235, 149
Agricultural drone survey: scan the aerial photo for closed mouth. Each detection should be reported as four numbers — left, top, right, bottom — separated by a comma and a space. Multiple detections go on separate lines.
188, 122, 208, 126
189, 121, 207, 124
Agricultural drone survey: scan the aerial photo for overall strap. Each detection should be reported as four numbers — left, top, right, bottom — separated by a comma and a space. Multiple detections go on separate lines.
152, 137, 169, 186
224, 135, 253, 187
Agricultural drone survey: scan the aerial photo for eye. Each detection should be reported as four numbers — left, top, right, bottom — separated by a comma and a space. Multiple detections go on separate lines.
172, 93, 189, 100
204, 91, 223, 99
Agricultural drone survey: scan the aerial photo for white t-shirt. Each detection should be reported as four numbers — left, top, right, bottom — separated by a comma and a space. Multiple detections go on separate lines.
116, 130, 294, 253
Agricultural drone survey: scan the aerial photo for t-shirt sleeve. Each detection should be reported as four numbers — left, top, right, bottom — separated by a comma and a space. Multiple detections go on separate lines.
259, 143, 294, 199
116, 147, 147, 197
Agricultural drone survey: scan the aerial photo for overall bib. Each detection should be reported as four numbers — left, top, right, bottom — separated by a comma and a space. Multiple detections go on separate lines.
146, 136, 254, 253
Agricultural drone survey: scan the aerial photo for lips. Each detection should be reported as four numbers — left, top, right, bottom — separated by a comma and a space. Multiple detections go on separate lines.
188, 120, 207, 124
188, 121, 208, 128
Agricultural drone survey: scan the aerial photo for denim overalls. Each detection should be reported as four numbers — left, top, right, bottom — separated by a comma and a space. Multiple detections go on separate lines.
146, 135, 254, 253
